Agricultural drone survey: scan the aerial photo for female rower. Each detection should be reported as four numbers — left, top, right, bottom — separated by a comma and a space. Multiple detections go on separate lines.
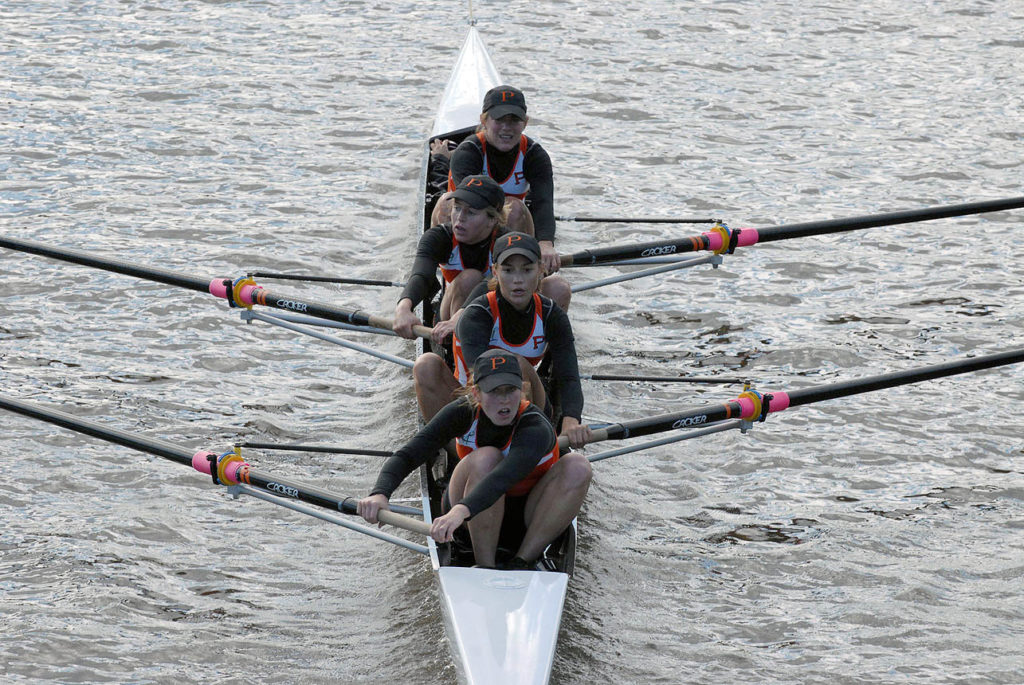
393, 174, 506, 342
414, 232, 591, 449
430, 85, 570, 311
358, 349, 592, 570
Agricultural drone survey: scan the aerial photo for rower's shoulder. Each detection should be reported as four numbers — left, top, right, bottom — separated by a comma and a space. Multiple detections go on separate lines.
436, 395, 475, 423
463, 289, 495, 313
538, 293, 565, 317
520, 403, 558, 437
453, 134, 484, 154
416, 223, 454, 252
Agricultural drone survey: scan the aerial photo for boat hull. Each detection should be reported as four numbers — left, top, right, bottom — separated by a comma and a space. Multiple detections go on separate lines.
438, 566, 568, 685
417, 24, 573, 685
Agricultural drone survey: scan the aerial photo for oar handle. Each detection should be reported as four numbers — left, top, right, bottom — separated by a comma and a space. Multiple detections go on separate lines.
558, 426, 611, 451
377, 509, 432, 536
363, 313, 433, 340
209, 279, 434, 339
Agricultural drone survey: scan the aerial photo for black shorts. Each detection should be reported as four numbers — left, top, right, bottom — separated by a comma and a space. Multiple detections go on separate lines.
442, 488, 529, 553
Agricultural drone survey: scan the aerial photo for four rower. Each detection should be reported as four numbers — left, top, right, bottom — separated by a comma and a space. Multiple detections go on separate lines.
358, 349, 592, 570
384, 86, 593, 572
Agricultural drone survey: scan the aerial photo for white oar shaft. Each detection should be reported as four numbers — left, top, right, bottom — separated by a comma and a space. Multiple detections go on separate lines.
570, 254, 720, 293
586, 420, 744, 463
233, 485, 429, 554
243, 310, 415, 369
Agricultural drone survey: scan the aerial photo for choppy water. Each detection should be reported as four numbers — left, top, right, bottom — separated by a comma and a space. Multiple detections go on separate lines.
2, 1, 1023, 683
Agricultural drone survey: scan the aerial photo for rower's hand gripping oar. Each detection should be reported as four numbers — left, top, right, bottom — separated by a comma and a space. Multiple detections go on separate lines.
559, 196, 1024, 267
558, 347, 1024, 452
0, 236, 432, 340
208, 276, 432, 339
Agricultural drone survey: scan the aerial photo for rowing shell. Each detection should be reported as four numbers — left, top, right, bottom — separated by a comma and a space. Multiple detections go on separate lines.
415, 25, 572, 685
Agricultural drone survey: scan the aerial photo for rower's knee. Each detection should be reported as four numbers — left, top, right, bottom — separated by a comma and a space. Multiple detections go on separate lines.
504, 199, 534, 235
450, 268, 484, 297
558, 452, 593, 489
541, 275, 571, 311
413, 352, 444, 382
464, 446, 503, 478
431, 193, 454, 226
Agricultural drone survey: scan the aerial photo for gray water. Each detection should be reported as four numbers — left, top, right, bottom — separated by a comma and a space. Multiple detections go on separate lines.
2, 1, 1023, 683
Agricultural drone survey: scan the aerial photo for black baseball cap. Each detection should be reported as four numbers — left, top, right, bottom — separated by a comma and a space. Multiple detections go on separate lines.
451, 174, 505, 211
473, 349, 523, 392
482, 85, 527, 120
492, 232, 541, 265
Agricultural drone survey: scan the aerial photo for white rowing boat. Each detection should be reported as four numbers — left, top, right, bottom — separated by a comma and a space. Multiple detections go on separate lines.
415, 25, 573, 685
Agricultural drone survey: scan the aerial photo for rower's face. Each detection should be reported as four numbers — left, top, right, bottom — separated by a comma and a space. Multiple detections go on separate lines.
496, 254, 542, 309
482, 114, 527, 152
451, 200, 496, 244
476, 384, 522, 425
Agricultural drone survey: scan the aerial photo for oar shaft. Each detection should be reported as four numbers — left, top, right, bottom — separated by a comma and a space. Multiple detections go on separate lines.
0, 394, 194, 464
237, 441, 394, 457
0, 236, 210, 293
1, 237, 432, 339
248, 271, 402, 287
559, 196, 1024, 266
556, 216, 719, 224
585, 374, 745, 384
571, 348, 1024, 446
784, 348, 1024, 408
756, 196, 1024, 243
0, 394, 431, 536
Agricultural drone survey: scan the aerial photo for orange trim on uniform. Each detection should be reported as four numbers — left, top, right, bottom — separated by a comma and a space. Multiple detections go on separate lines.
485, 291, 546, 367
446, 133, 530, 199
455, 399, 560, 497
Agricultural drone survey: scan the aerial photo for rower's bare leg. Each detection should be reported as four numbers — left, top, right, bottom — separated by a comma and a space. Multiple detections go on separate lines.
518, 452, 592, 562
413, 352, 460, 421
517, 356, 547, 410
540, 274, 571, 311
430, 192, 454, 227
504, 198, 535, 235
440, 268, 484, 320
447, 446, 505, 567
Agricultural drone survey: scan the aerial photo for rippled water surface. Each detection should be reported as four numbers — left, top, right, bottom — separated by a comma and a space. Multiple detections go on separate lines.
2, 1, 1023, 683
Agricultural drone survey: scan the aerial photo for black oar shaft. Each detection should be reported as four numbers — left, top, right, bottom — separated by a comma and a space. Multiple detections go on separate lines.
756, 196, 1024, 243
1, 237, 429, 338
0, 394, 430, 535
0, 394, 194, 464
0, 236, 210, 293
586, 374, 745, 385
572, 348, 1024, 446
556, 216, 719, 224
237, 441, 394, 457
249, 272, 401, 287
560, 196, 1024, 266
784, 348, 1024, 408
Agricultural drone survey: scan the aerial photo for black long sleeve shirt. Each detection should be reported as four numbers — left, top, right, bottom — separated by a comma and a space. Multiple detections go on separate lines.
370, 397, 556, 516
456, 288, 584, 422
449, 134, 556, 243
398, 223, 493, 307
